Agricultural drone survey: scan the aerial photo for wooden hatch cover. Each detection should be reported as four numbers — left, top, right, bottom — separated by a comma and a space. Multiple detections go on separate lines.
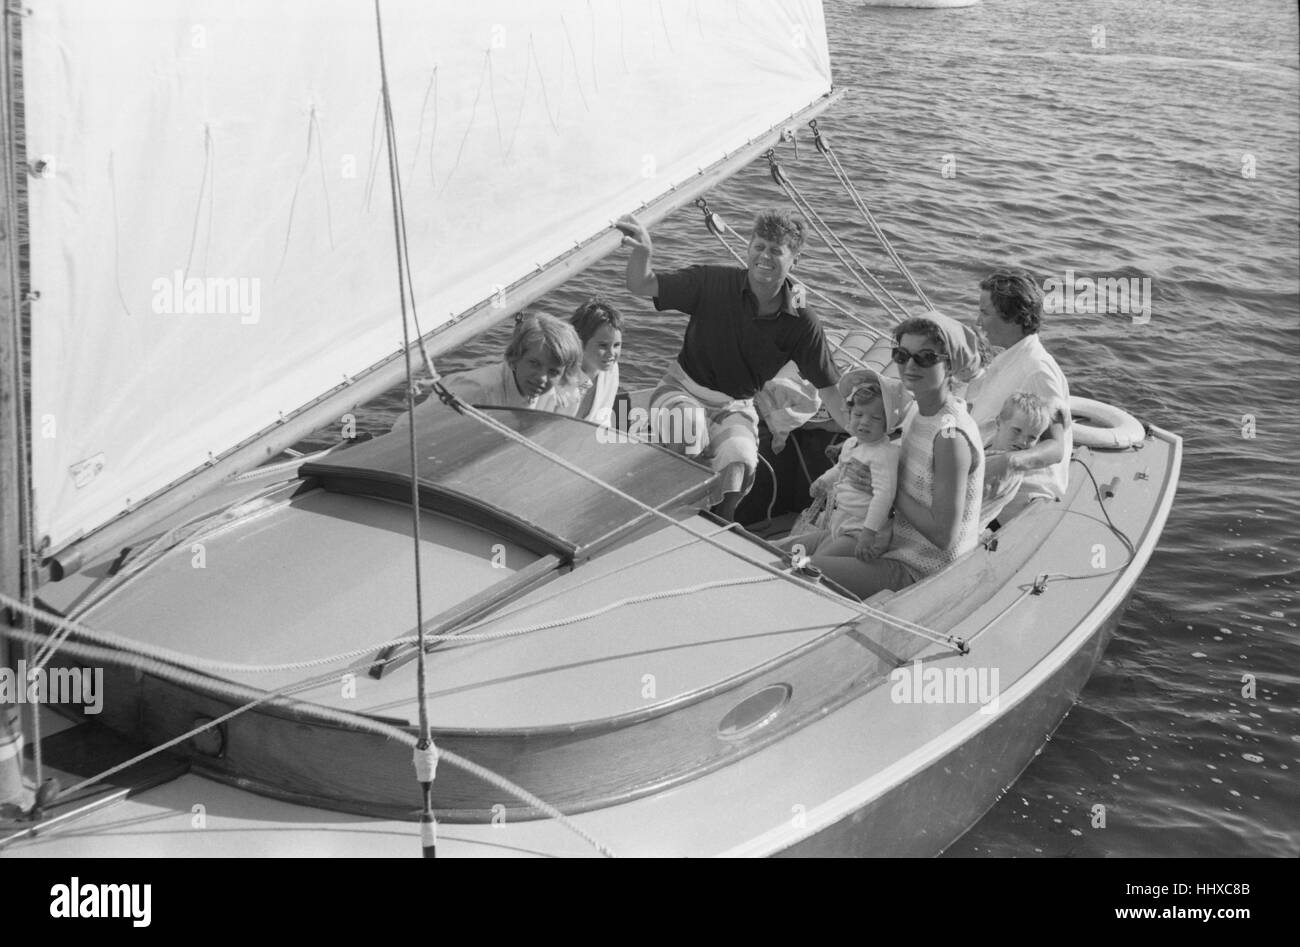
302, 406, 719, 560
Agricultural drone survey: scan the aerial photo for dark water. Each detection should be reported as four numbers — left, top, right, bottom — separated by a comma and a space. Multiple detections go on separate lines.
346, 0, 1300, 857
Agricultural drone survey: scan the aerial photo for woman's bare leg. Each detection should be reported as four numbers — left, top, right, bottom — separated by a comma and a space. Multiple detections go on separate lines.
815, 536, 858, 558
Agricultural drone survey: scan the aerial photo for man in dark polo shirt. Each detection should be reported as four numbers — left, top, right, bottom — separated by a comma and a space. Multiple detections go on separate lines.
614, 209, 849, 520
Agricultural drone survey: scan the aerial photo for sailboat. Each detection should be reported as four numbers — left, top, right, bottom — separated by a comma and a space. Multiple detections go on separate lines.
0, 0, 1180, 857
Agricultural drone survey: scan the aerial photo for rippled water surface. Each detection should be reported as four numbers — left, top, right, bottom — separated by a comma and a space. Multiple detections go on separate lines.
351, 0, 1299, 856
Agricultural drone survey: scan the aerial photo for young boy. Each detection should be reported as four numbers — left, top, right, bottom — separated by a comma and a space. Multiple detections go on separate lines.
390, 313, 583, 437
784, 368, 907, 561
980, 390, 1053, 528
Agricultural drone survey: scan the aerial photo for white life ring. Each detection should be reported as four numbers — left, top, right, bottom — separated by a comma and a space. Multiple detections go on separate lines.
1069, 396, 1145, 450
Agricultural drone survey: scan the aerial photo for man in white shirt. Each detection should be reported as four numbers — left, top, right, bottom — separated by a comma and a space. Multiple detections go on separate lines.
964, 270, 1073, 522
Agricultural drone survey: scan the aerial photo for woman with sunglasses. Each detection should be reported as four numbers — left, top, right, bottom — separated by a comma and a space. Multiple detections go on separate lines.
812, 311, 984, 598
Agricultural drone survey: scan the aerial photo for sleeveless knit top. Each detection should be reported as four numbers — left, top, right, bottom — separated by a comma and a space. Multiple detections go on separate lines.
884, 397, 984, 578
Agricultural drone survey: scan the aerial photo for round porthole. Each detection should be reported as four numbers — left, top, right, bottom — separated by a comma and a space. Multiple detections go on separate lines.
718, 684, 792, 739
188, 716, 226, 758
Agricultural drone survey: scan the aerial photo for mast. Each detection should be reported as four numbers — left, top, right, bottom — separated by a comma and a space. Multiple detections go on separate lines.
0, 0, 27, 808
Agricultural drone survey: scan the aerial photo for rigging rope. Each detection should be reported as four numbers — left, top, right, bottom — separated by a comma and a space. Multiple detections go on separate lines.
808, 119, 934, 311
1069, 456, 1137, 559
374, 0, 439, 857
766, 151, 913, 323
0, 570, 787, 677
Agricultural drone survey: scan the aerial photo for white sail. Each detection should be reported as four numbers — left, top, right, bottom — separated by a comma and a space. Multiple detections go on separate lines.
23, 0, 831, 554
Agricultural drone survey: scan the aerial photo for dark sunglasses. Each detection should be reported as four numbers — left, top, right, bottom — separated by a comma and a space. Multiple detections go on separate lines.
891, 345, 947, 368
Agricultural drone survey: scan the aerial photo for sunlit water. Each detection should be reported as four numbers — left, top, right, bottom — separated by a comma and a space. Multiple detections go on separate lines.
332, 0, 1300, 857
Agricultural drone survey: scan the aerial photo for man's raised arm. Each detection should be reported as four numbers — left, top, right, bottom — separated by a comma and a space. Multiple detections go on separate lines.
816, 383, 849, 432
615, 214, 659, 298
